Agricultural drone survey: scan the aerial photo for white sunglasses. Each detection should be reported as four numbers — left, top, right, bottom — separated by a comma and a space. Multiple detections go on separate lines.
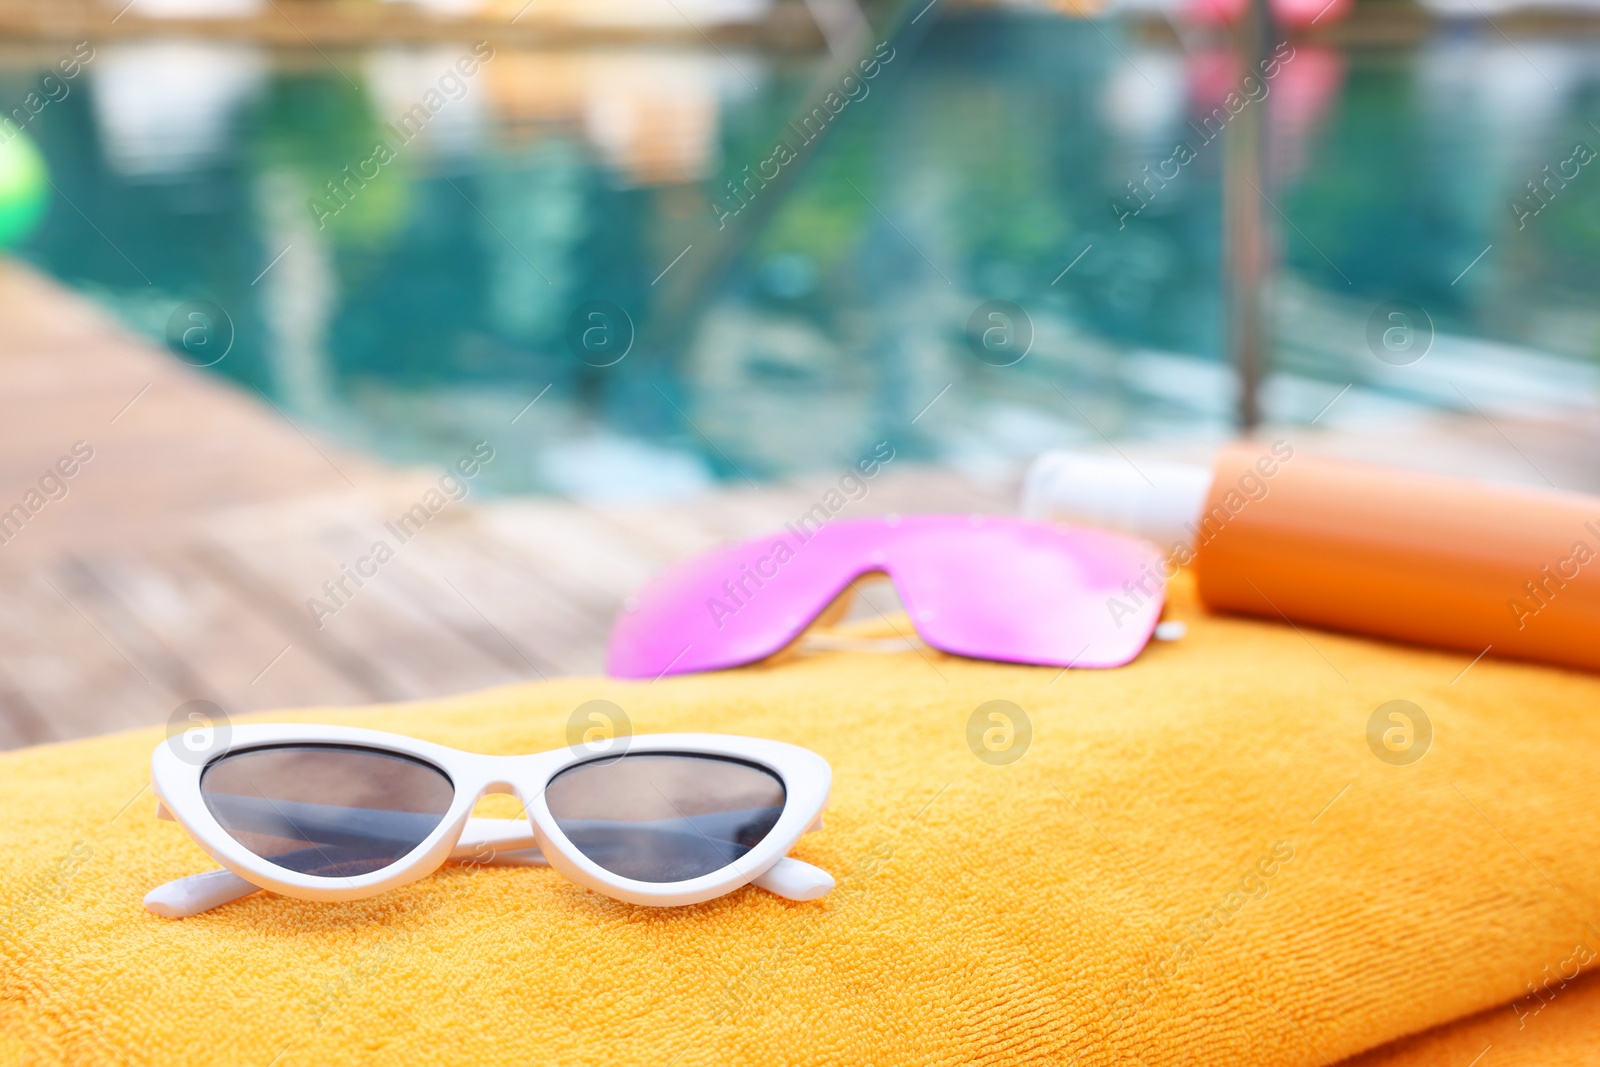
145, 724, 833, 918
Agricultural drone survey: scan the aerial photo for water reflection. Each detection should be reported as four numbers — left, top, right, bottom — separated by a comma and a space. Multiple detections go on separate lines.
8, 17, 1600, 499
91, 41, 267, 177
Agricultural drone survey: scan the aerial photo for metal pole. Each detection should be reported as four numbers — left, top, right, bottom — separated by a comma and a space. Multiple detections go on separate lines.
1224, 0, 1272, 431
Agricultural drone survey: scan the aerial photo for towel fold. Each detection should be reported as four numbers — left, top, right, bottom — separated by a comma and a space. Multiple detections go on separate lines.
3, 574, 1599, 1066
1351, 968, 1600, 1066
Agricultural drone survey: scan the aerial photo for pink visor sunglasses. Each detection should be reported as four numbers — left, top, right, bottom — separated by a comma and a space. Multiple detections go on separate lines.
606, 514, 1166, 679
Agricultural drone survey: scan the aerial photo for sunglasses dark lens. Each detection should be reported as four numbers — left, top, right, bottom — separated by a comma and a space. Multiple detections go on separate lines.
200, 744, 454, 878
545, 754, 785, 884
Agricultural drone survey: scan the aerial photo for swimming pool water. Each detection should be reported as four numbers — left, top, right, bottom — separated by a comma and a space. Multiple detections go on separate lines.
7, 19, 1600, 499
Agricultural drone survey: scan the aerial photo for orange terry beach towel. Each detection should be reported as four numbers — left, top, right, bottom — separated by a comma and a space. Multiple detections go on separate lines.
3, 576, 1600, 1065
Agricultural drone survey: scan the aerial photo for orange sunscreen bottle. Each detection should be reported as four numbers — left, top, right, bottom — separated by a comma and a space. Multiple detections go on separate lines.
1023, 444, 1600, 672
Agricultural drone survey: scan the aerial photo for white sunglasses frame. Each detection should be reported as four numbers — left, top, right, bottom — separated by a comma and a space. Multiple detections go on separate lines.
148, 724, 832, 917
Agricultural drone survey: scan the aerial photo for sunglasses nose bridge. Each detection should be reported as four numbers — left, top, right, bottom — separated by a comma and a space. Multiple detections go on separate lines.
470, 773, 543, 836
867, 564, 923, 626
475, 753, 558, 810
865, 556, 918, 610
463, 753, 531, 805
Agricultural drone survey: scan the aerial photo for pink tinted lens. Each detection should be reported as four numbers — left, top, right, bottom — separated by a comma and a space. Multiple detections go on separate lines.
605, 515, 1165, 678
884, 517, 1164, 668
607, 522, 863, 678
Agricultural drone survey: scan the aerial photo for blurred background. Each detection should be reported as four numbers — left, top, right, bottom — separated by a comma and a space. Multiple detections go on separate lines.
1, 0, 1597, 745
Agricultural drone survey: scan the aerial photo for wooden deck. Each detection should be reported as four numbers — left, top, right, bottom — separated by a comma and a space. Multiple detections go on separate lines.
2, 258, 1597, 749
0, 261, 1024, 747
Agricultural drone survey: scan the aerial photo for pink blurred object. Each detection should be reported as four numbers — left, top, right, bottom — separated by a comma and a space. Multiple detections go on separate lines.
1264, 45, 1345, 179
1188, 44, 1346, 183
1184, 0, 1351, 27
606, 514, 1166, 679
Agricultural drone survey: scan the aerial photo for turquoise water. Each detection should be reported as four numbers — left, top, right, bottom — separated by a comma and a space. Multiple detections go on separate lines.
6, 21, 1600, 499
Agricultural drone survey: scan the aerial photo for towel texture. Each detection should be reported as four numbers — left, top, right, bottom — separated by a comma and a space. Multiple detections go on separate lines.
3, 574, 1600, 1066
1351, 970, 1600, 1066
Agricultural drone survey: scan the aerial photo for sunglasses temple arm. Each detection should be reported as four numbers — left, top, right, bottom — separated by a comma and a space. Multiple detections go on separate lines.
146, 818, 835, 918
144, 819, 549, 919
751, 856, 834, 901
458, 823, 833, 900
446, 822, 832, 900
144, 867, 259, 918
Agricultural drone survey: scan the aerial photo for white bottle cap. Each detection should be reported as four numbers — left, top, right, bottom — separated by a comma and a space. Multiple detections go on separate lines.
1020, 451, 1212, 550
